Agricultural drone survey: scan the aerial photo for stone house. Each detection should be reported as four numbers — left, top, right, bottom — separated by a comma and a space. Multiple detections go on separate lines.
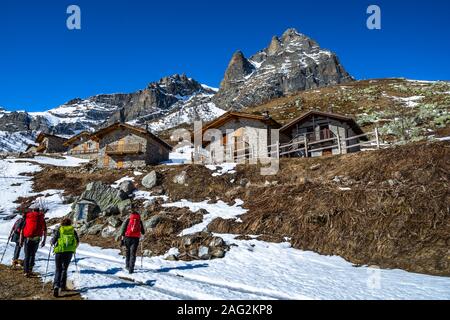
35, 133, 68, 154
63, 131, 99, 160
196, 111, 282, 162
279, 110, 367, 157
92, 123, 172, 169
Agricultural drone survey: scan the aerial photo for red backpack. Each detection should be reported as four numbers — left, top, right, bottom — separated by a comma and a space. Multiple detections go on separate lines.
23, 211, 45, 238
125, 213, 141, 238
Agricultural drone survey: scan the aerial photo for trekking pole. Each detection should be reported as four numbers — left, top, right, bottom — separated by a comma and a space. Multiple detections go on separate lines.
0, 237, 11, 264
73, 252, 81, 286
42, 245, 53, 291
140, 237, 144, 269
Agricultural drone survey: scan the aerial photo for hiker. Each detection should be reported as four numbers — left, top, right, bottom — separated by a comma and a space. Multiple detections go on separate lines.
119, 208, 145, 274
8, 212, 25, 267
51, 217, 79, 297
20, 206, 47, 277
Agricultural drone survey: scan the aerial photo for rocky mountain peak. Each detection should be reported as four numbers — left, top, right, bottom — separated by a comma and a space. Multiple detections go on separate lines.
154, 73, 205, 97
220, 51, 255, 91
213, 28, 353, 110
280, 28, 318, 52
281, 28, 302, 42
267, 36, 282, 56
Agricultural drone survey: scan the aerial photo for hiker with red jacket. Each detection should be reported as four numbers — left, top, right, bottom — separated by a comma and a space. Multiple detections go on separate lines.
119, 208, 145, 274
8, 212, 25, 267
20, 207, 47, 277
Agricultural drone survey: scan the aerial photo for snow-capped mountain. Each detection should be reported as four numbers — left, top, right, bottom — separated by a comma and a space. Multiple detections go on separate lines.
213, 28, 353, 109
0, 74, 221, 152
0, 28, 354, 152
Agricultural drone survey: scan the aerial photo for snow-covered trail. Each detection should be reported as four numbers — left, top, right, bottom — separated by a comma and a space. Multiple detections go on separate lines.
0, 237, 293, 300
2, 157, 450, 300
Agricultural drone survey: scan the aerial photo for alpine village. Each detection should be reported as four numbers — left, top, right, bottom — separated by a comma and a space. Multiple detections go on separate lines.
0, 28, 449, 301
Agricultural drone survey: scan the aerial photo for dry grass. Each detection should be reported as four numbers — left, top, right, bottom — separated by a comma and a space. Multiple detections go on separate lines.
205, 141, 450, 276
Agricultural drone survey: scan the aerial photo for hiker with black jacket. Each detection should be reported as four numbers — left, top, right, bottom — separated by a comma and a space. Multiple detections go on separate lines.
51, 217, 79, 297
8, 213, 24, 267
119, 209, 145, 274
20, 207, 47, 277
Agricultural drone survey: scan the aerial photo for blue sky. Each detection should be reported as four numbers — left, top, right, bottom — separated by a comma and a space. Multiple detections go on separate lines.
1, 0, 449, 112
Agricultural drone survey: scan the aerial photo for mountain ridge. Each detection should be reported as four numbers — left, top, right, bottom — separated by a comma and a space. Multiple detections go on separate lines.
1, 28, 355, 152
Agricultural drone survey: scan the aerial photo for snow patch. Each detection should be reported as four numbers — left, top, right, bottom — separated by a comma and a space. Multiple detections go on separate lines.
163, 199, 246, 236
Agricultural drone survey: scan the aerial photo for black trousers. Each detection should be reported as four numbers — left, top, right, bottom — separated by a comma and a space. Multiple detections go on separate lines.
23, 239, 39, 273
124, 237, 140, 272
13, 242, 21, 261
53, 252, 73, 289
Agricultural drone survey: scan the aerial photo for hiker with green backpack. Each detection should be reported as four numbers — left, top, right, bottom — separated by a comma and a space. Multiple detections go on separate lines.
51, 217, 79, 297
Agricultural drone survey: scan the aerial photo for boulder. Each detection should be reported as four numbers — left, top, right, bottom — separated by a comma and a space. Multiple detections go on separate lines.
209, 237, 225, 248
173, 171, 187, 185
117, 199, 132, 215
87, 224, 104, 236
198, 209, 208, 215
144, 214, 163, 229
181, 234, 201, 247
76, 224, 89, 236
210, 248, 226, 259
102, 206, 120, 217
119, 180, 136, 196
198, 246, 210, 260
142, 171, 158, 189
107, 216, 122, 228
101, 226, 116, 238
188, 248, 198, 257
74, 182, 131, 218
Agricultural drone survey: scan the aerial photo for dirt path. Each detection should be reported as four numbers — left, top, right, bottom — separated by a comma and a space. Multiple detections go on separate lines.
0, 265, 82, 300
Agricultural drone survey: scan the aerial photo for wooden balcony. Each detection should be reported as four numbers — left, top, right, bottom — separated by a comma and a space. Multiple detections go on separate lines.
105, 143, 143, 155
69, 148, 99, 155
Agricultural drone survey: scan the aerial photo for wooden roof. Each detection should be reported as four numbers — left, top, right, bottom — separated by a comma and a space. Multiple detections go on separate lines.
35, 132, 68, 144
92, 123, 173, 151
200, 111, 282, 134
63, 131, 92, 147
280, 110, 365, 136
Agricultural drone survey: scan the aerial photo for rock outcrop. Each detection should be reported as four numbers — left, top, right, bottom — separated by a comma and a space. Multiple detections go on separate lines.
72, 181, 134, 221
213, 28, 353, 110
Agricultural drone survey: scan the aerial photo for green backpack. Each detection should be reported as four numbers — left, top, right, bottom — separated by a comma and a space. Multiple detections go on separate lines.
54, 226, 77, 254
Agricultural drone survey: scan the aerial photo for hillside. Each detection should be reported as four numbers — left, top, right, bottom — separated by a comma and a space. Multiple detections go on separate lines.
156, 78, 450, 145
0, 141, 449, 299
243, 78, 450, 141
19, 140, 450, 277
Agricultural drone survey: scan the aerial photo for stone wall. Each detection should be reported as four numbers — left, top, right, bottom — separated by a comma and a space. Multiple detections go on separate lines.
206, 118, 274, 160
97, 128, 169, 169
45, 136, 68, 153
68, 139, 99, 160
